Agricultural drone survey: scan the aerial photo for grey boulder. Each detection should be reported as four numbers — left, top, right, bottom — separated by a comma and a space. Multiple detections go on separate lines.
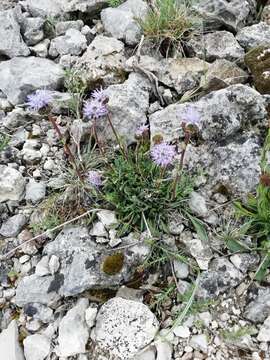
0, 166, 26, 202
127, 55, 209, 95
0, 214, 27, 237
244, 288, 270, 323
0, 57, 64, 105
236, 22, 270, 51
197, 257, 244, 299
93, 297, 159, 359
188, 31, 244, 62
101, 0, 149, 45
56, 298, 89, 357
49, 28, 87, 57
0, 320, 25, 360
42, 226, 150, 297
0, 8, 30, 58
99, 73, 150, 143
149, 85, 267, 143
193, 0, 256, 32
75, 35, 126, 86
187, 134, 262, 196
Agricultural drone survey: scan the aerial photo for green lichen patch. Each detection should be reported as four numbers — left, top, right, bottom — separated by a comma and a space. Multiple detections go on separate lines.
102, 252, 125, 276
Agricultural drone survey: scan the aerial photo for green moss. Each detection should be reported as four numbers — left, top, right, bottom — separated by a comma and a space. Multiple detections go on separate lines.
245, 45, 270, 94
102, 252, 125, 275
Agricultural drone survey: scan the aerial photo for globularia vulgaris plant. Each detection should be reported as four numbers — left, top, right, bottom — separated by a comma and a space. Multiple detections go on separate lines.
26, 86, 202, 236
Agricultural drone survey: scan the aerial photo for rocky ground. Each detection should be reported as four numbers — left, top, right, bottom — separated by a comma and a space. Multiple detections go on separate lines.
1, 0, 270, 359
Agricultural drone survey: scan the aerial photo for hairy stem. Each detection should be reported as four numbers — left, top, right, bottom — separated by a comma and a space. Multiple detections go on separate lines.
48, 114, 84, 182
107, 113, 128, 160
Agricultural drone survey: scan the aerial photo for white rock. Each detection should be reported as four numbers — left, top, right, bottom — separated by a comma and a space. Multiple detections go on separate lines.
35, 256, 50, 277
57, 298, 89, 357
155, 339, 172, 360
173, 325, 190, 338
134, 347, 156, 360
85, 307, 98, 328
97, 210, 118, 229
257, 316, 270, 342
90, 221, 107, 237
0, 166, 25, 202
189, 192, 208, 218
190, 334, 208, 353
23, 334, 50, 360
0, 320, 25, 360
93, 297, 159, 359
173, 260, 189, 279
0, 8, 30, 58
49, 29, 87, 57
48, 255, 60, 275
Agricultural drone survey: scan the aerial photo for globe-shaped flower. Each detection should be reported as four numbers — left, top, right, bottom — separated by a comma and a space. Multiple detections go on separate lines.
151, 142, 176, 167
83, 99, 108, 120
87, 170, 102, 188
135, 124, 149, 138
91, 87, 108, 102
27, 90, 53, 111
182, 107, 201, 128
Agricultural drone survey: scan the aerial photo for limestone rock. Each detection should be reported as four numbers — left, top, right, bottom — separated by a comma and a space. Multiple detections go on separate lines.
127, 55, 209, 95
257, 316, 270, 342
21, 17, 45, 46
49, 29, 87, 57
197, 258, 244, 299
93, 297, 159, 359
0, 57, 64, 105
101, 0, 149, 45
236, 23, 270, 51
99, 73, 150, 143
57, 299, 89, 357
0, 166, 26, 202
193, 0, 256, 32
43, 226, 150, 297
201, 59, 248, 91
186, 134, 262, 196
244, 288, 270, 323
14, 274, 61, 307
0, 320, 25, 360
188, 31, 244, 62
149, 85, 267, 143
23, 334, 50, 360
75, 35, 126, 86
0, 214, 27, 237
0, 8, 30, 58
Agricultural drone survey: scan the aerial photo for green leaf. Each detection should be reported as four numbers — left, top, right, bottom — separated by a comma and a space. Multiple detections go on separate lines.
186, 213, 208, 242
255, 253, 270, 281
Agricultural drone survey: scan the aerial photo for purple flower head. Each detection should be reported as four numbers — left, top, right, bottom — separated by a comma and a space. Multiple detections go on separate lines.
27, 89, 53, 111
91, 87, 108, 103
182, 107, 201, 128
87, 170, 102, 188
83, 98, 108, 120
135, 124, 149, 138
151, 142, 176, 167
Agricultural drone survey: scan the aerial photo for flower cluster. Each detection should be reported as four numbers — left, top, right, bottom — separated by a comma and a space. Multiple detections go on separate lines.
87, 170, 103, 188
26, 89, 53, 111
135, 124, 149, 138
151, 142, 176, 167
182, 107, 201, 128
83, 87, 108, 120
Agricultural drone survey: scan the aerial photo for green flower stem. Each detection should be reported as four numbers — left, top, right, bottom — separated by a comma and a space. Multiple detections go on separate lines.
172, 125, 191, 200
48, 114, 84, 182
107, 113, 128, 160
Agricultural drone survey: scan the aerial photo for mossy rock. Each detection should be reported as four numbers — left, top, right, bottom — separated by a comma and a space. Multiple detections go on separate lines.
102, 252, 125, 276
245, 45, 270, 94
